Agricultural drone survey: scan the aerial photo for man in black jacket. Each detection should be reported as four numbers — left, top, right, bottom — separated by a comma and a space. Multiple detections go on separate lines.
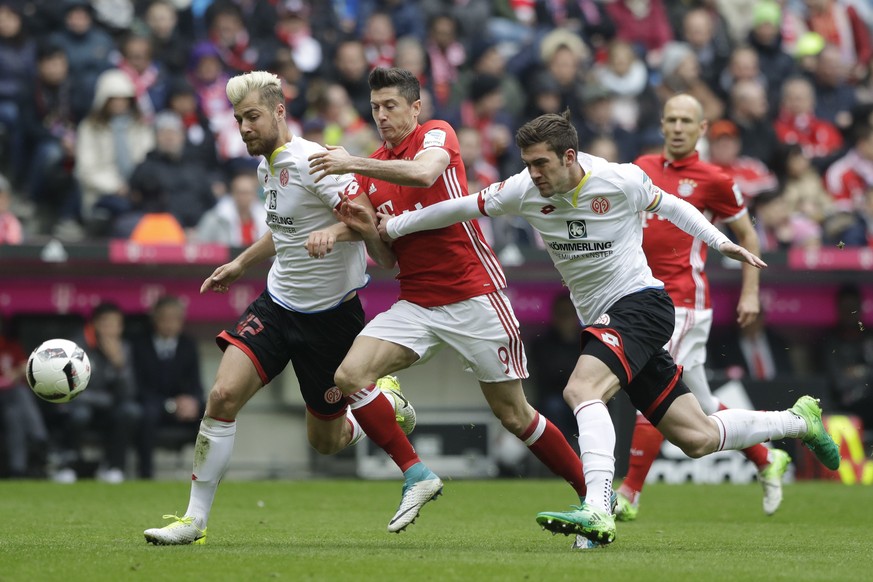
132, 295, 204, 479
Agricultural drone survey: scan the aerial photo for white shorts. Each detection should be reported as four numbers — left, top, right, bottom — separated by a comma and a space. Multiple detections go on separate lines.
360, 291, 528, 383
665, 307, 712, 369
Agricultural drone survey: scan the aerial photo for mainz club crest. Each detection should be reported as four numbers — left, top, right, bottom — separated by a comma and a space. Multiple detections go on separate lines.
591, 196, 610, 214
280, 168, 289, 186
324, 386, 343, 404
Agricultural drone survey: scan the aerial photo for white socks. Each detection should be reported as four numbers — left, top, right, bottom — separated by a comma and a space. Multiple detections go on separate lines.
710, 409, 807, 451
574, 400, 616, 514
346, 408, 365, 447
186, 416, 236, 529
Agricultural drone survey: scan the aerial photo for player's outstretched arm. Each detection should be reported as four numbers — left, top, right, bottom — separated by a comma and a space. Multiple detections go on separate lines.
305, 222, 359, 259
309, 146, 449, 187
380, 193, 483, 241
201, 232, 276, 294
716, 240, 768, 269
337, 195, 396, 268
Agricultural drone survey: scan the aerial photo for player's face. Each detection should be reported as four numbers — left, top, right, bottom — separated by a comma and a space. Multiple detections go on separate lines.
370, 87, 420, 147
234, 90, 284, 157
661, 98, 705, 160
521, 143, 576, 198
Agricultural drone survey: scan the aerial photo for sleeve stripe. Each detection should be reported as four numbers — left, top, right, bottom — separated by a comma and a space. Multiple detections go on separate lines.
645, 190, 663, 212
477, 191, 488, 216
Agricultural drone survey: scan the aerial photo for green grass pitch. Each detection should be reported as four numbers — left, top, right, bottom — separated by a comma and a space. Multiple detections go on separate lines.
1, 479, 870, 581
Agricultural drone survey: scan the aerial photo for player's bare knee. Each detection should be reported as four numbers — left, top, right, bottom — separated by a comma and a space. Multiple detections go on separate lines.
677, 432, 715, 458
207, 381, 243, 416
333, 364, 360, 394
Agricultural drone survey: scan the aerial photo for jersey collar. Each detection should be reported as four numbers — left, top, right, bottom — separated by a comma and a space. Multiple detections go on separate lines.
561, 154, 593, 207
268, 143, 289, 174
661, 151, 699, 169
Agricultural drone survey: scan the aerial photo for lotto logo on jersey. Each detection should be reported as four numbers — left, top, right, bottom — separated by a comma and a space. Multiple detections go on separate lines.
677, 179, 697, 197
567, 220, 587, 239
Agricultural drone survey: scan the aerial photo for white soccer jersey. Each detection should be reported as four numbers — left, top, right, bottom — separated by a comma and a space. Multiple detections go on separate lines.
258, 137, 368, 312
480, 153, 662, 324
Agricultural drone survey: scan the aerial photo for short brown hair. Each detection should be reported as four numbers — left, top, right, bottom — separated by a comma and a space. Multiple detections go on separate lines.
368, 67, 420, 104
515, 109, 579, 156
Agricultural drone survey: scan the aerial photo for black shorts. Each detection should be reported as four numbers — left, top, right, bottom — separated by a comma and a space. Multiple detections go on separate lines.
581, 288, 689, 425
216, 289, 365, 419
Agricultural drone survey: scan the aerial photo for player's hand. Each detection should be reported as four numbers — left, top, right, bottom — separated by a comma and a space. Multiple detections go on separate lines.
305, 229, 337, 258
335, 195, 378, 237
376, 212, 395, 241
736, 293, 760, 328
717, 241, 767, 270
308, 145, 353, 183
200, 261, 244, 294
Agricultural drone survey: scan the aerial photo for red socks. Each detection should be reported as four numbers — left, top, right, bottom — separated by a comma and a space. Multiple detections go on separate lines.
620, 414, 664, 496
521, 413, 587, 497
347, 385, 420, 471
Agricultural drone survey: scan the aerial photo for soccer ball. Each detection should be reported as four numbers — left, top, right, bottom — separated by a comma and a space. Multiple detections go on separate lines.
26, 339, 91, 403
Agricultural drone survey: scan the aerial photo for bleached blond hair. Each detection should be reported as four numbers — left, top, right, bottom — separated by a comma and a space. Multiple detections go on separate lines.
225, 71, 284, 108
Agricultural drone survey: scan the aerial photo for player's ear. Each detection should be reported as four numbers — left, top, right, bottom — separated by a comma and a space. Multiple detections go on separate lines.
276, 102, 286, 120
564, 148, 577, 166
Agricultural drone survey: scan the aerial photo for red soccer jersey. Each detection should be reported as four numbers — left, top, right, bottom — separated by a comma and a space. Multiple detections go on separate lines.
351, 120, 505, 307
635, 152, 747, 310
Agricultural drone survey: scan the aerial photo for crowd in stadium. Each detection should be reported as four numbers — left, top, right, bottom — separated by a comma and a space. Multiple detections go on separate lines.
0, 0, 872, 252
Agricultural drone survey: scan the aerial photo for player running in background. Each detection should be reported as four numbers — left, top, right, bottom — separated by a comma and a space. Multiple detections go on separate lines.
615, 94, 790, 521
143, 71, 414, 545
306, 67, 590, 534
375, 110, 841, 546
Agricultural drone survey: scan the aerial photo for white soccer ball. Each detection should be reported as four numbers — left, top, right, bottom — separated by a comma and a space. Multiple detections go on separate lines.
26, 339, 91, 403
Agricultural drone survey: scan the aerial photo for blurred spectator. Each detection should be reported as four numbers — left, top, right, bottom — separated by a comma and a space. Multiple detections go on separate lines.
708, 309, 799, 381
361, 9, 396, 71
803, 0, 872, 83
656, 41, 725, 122
75, 68, 155, 234
272, 2, 323, 74
358, 0, 425, 41
18, 41, 84, 238
793, 30, 826, 77
454, 37, 526, 119
132, 295, 204, 479
458, 126, 498, 194
331, 39, 373, 121
195, 171, 267, 246
752, 189, 823, 251
681, 7, 732, 91
577, 86, 637, 163
306, 82, 379, 156
268, 45, 308, 121
585, 135, 620, 163
824, 123, 873, 213
532, 0, 615, 52
772, 143, 835, 232
205, 1, 267, 74
536, 28, 590, 119
606, 0, 673, 69
707, 119, 779, 199
90, 0, 134, 35
459, 74, 519, 177
717, 45, 768, 106
48, 0, 115, 105
523, 72, 563, 120
425, 13, 464, 110
393, 35, 429, 89
117, 33, 172, 121
593, 39, 660, 133
52, 302, 140, 483
746, 1, 798, 110
0, 317, 48, 478
812, 44, 858, 131
143, 0, 191, 76
0, 172, 22, 244
164, 77, 222, 184
528, 293, 583, 447
0, 0, 36, 185
232, 0, 281, 40
729, 79, 781, 167
187, 41, 239, 161
820, 283, 873, 433
122, 110, 215, 236
774, 75, 844, 161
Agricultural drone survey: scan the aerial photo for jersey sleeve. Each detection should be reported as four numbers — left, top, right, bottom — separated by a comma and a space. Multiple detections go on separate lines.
623, 163, 665, 213
287, 145, 355, 209
479, 171, 530, 217
414, 120, 458, 160
707, 173, 747, 223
